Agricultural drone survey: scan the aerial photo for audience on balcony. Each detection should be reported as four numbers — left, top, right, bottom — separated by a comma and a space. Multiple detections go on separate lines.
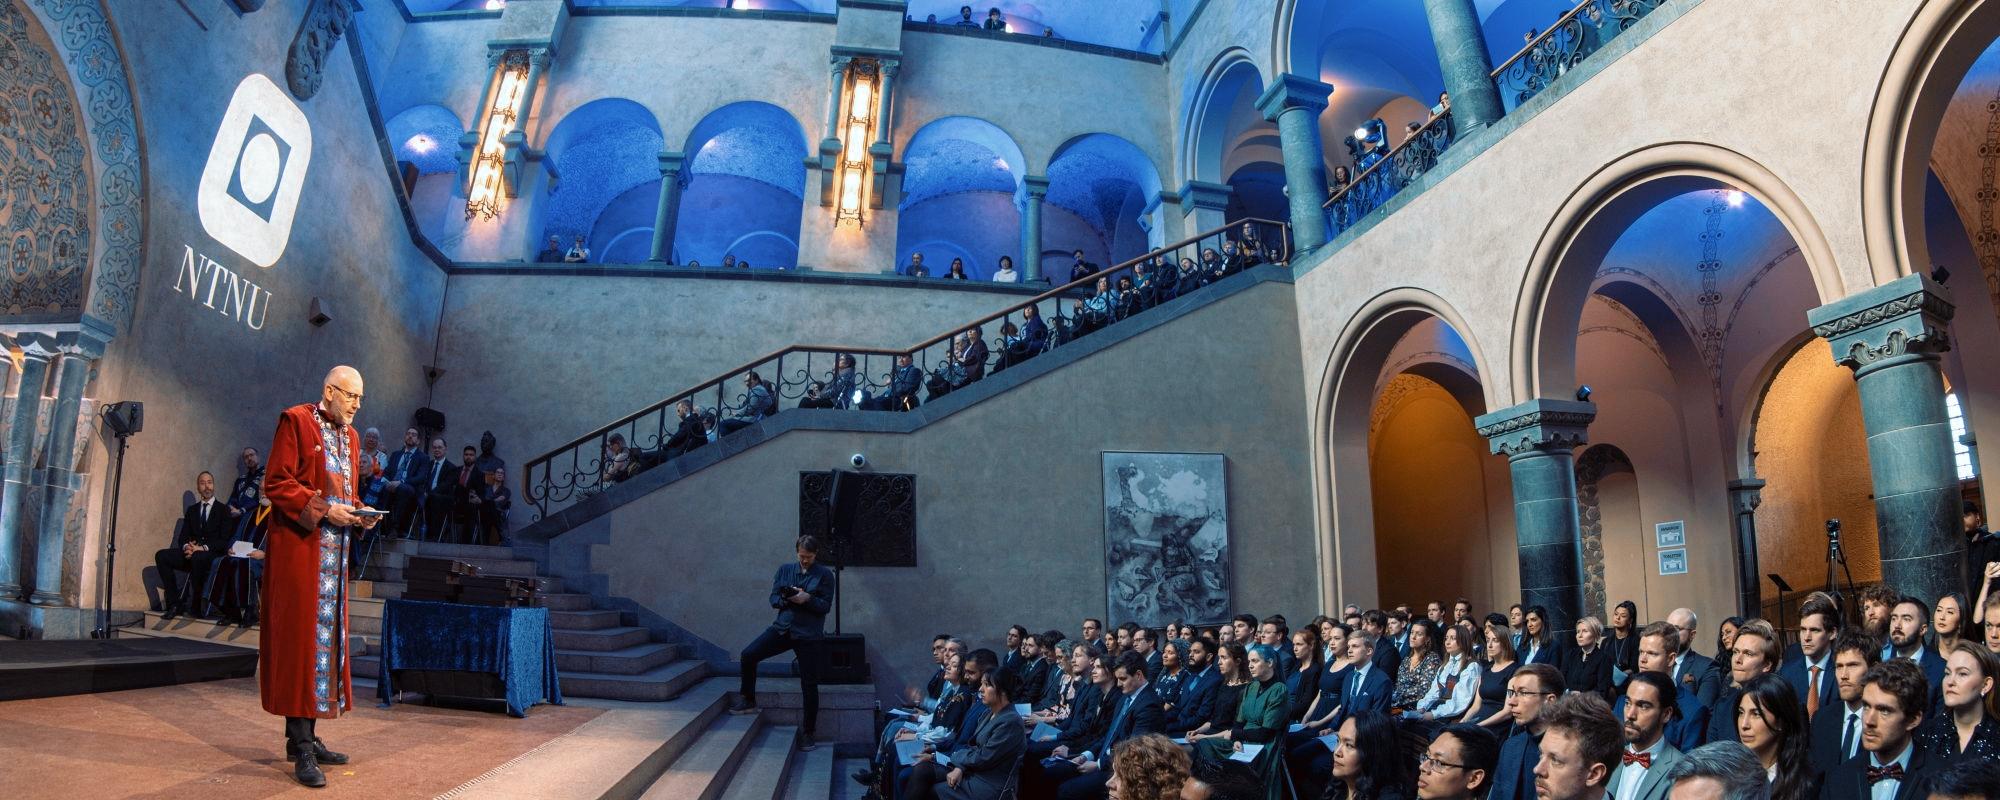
992, 256, 1020, 283
1069, 249, 1096, 284
983, 7, 1006, 32
564, 235, 590, 263
954, 5, 977, 27
905, 252, 933, 277
718, 371, 778, 435
947, 259, 971, 280
536, 235, 564, 263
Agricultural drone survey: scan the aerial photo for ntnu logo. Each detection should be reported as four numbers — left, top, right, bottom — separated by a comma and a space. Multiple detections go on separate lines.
198, 73, 313, 268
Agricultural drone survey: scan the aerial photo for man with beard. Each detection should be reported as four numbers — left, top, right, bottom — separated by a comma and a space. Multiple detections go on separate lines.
1859, 586, 1899, 639
1609, 671, 1683, 800
1809, 633, 1881, 777
1884, 597, 1946, 700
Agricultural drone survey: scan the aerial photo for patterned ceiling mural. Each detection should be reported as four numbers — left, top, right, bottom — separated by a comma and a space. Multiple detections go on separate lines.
0, 0, 93, 317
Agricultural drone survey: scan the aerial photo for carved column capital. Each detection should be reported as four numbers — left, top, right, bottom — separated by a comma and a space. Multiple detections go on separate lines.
1807, 273, 1955, 377
1023, 175, 1050, 200
1475, 398, 1597, 458
1727, 478, 1766, 515
830, 55, 853, 76
1255, 72, 1333, 122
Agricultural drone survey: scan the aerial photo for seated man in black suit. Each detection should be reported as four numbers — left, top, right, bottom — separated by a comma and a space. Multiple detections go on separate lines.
663, 399, 709, 455
862, 354, 923, 411
380, 426, 431, 539
1041, 652, 1160, 800
1821, 659, 1937, 800
155, 471, 235, 618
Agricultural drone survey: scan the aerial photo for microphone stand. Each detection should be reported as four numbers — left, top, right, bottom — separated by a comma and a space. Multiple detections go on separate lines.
91, 430, 133, 639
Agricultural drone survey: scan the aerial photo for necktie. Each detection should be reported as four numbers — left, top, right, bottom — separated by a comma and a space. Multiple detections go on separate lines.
1621, 750, 1652, 768
1842, 712, 1858, 758
201, 502, 209, 523
1351, 669, 1363, 699
1807, 666, 1821, 717
1865, 764, 1904, 784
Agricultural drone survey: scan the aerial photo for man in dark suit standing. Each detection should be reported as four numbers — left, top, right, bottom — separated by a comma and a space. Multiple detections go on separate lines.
1811, 633, 1882, 778
1488, 664, 1567, 800
1778, 605, 1839, 721
728, 535, 834, 752
1821, 660, 1938, 800
380, 427, 430, 538
1046, 652, 1160, 800
417, 438, 456, 541
156, 471, 236, 618
1884, 598, 1946, 701
443, 445, 485, 544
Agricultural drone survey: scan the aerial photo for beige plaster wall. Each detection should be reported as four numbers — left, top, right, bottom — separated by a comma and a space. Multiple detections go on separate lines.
1368, 377, 1514, 612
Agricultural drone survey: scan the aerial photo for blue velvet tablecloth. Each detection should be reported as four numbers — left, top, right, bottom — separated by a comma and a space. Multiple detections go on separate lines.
375, 599, 562, 717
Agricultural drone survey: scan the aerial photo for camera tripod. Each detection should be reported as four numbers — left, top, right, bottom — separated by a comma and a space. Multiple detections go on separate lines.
1824, 518, 1857, 612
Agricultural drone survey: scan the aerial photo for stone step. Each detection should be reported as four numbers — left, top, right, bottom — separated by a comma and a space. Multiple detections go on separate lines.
443, 679, 734, 800
361, 566, 563, 592
134, 611, 260, 649
719, 725, 801, 800
368, 550, 543, 578
639, 713, 763, 800
826, 757, 868, 800
380, 539, 524, 562
537, 592, 595, 611
562, 659, 709, 702
783, 746, 838, 800
552, 625, 650, 651
746, 679, 878, 745
550, 608, 623, 630
556, 641, 681, 675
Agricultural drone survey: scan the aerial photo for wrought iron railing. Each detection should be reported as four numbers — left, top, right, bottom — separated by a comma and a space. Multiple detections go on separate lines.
520, 218, 1292, 520
1491, 0, 1666, 111
1322, 111, 1456, 237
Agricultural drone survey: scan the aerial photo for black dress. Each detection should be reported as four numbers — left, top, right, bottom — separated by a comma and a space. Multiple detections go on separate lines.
1914, 713, 2000, 765
1561, 643, 1616, 700
1207, 682, 1247, 732
1473, 661, 1519, 733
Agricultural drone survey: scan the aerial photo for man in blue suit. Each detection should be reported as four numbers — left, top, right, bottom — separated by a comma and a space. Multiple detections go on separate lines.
1777, 604, 1839, 721
728, 535, 835, 751
1487, 664, 1566, 800
1287, 631, 1394, 798
378, 427, 431, 538
1883, 597, 1946, 704
1666, 608, 1722, 707
1044, 652, 1161, 800
1613, 622, 1711, 752
1165, 637, 1220, 736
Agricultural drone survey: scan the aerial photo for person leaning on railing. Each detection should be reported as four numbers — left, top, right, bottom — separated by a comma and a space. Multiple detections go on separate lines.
1081, 277, 1114, 335
661, 398, 707, 457
717, 371, 777, 435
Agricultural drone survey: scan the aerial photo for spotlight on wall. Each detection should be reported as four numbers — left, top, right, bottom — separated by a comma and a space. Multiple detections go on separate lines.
466, 50, 529, 220
1575, 385, 1592, 402
1353, 126, 1370, 139
1931, 264, 1951, 286
406, 134, 435, 154
485, 0, 504, 9
1725, 190, 1746, 208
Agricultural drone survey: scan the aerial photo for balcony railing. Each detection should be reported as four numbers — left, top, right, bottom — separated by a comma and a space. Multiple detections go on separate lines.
1322, 112, 1456, 236
1492, 0, 1667, 111
520, 218, 1292, 520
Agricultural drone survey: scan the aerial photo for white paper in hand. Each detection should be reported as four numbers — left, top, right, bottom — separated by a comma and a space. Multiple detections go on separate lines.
1288, 722, 1306, 733
1013, 703, 1033, 717
228, 541, 254, 558
1229, 743, 1265, 763
1318, 732, 1340, 751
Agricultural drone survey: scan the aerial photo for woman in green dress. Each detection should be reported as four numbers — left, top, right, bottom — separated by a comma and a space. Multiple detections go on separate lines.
1189, 644, 1290, 800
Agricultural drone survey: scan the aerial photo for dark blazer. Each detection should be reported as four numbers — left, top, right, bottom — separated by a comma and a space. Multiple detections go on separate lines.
765, 561, 834, 639
664, 413, 707, 453
1095, 684, 1163, 761
1371, 639, 1402, 682
1020, 317, 1048, 353
959, 339, 988, 383
886, 365, 924, 403
1677, 652, 1723, 707
1056, 684, 1109, 751
1615, 683, 1711, 752
1819, 747, 1937, 800
1016, 658, 1053, 707
180, 499, 236, 551
1168, 666, 1220, 735
941, 705, 1025, 800
1779, 652, 1839, 722
1810, 701, 1863, 778
1331, 663, 1393, 729
1560, 642, 1616, 700
1520, 638, 1559, 667
383, 447, 431, 485
1488, 729, 1541, 800
1143, 650, 1163, 682
440, 461, 484, 507
1705, 685, 1744, 745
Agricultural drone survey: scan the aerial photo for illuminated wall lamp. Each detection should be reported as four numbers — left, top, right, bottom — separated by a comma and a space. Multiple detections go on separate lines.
466, 52, 529, 220
835, 61, 879, 226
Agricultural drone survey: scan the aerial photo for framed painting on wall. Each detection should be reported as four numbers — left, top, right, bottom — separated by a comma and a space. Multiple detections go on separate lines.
1102, 452, 1230, 627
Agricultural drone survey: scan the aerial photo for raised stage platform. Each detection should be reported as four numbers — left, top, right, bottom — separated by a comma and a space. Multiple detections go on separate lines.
0, 637, 258, 702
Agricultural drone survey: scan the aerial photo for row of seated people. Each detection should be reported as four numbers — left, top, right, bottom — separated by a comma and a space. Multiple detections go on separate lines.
849, 588, 2000, 800
152, 421, 517, 623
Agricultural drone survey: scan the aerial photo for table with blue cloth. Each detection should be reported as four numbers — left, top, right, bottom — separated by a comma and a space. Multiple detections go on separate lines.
375, 599, 562, 717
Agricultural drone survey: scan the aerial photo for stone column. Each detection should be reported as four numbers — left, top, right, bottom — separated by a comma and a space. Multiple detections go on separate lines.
1178, 181, 1234, 239
1728, 478, 1766, 618
1808, 273, 1962, 604
0, 335, 55, 600
1476, 398, 1597, 632
515, 48, 552, 132
1420, 0, 1504, 128
1255, 74, 1334, 252
647, 152, 689, 263
1022, 175, 1050, 283
872, 61, 898, 148
818, 57, 851, 208
31, 330, 105, 606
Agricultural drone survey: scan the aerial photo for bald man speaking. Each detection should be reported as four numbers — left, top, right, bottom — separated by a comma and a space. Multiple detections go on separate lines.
261, 366, 379, 787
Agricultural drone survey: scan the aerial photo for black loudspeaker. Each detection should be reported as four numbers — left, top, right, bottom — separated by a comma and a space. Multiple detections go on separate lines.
413, 407, 447, 433
103, 402, 144, 437
826, 469, 864, 542
820, 633, 869, 684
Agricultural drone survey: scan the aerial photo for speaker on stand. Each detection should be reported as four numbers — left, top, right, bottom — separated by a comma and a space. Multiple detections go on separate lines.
820, 469, 869, 684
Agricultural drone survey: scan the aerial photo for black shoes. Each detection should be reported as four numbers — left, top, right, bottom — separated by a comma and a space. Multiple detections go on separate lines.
725, 697, 758, 716
852, 767, 879, 786
159, 604, 184, 620
798, 733, 817, 753
287, 738, 350, 765
293, 750, 326, 788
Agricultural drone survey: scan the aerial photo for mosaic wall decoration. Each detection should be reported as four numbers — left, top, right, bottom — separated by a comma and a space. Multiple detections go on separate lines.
0, 0, 93, 317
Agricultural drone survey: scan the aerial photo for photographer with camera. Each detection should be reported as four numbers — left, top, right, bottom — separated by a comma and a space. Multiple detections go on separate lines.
728, 535, 835, 752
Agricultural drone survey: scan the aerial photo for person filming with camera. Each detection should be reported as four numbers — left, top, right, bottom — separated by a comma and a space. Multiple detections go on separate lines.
728, 535, 835, 751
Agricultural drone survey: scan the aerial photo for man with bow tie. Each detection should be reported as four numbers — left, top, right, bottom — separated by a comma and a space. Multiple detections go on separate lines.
1608, 672, 1683, 800
155, 471, 236, 619
1821, 660, 1937, 800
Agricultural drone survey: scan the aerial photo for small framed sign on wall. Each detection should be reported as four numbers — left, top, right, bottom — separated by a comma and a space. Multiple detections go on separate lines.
1658, 548, 1689, 576
1655, 520, 1686, 549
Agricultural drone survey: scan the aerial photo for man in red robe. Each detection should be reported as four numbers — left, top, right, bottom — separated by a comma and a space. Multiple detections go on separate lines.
261, 365, 378, 787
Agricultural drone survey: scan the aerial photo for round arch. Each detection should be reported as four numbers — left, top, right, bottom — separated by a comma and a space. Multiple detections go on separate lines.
1182, 48, 1267, 183
1311, 287, 1499, 610
1047, 132, 1166, 266
1861, 0, 2000, 289
896, 116, 1030, 278
1511, 142, 1847, 405
676, 100, 809, 268
537, 98, 665, 261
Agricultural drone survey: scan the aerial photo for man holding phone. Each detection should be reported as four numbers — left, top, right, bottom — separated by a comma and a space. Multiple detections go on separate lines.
728, 535, 835, 751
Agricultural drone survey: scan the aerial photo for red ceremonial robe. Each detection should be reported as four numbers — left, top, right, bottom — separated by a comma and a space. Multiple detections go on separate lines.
259, 402, 361, 719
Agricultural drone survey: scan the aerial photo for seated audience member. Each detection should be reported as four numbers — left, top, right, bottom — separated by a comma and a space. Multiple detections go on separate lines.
1200, 247, 1226, 283
1520, 606, 1558, 666
1819, 660, 1938, 800
1980, 574, 2000, 654
1185, 643, 1250, 740
1396, 619, 1447, 712
359, 427, 387, 477
1731, 673, 1817, 799
415, 437, 456, 537
593, 433, 634, 491
1934, 593, 1970, 657
1114, 276, 1140, 320
1330, 165, 1353, 196
564, 235, 589, 263
1068, 249, 1096, 284
981, 7, 1005, 31
1662, 742, 1767, 800
1002, 625, 1029, 676
1131, 259, 1156, 310
991, 256, 1020, 283
1016, 633, 1056, 707
227, 446, 266, 515
1286, 628, 1329, 725
1176, 256, 1204, 297
1042, 652, 1162, 799
826, 353, 861, 409
1131, 627, 1161, 680
1706, 619, 1781, 745
945, 258, 970, 280
1324, 710, 1415, 800
1419, 723, 1501, 800
1105, 734, 1190, 800
910, 670, 1026, 800
535, 235, 563, 263
1859, 586, 1898, 639
737, 259, 751, 270
1035, 639, 1090, 714
1029, 652, 1116, 782
478, 466, 513, 546
664, 399, 708, 455
155, 471, 235, 619
996, 305, 1047, 371
381, 427, 431, 539
1565, 615, 1617, 701
1927, 758, 2000, 800
1468, 621, 1521, 734
950, 328, 987, 388
1610, 601, 1640, 686
717, 372, 777, 435
1167, 637, 1222, 737
1777, 601, 1838, 719
1530, 693, 1623, 800
1190, 645, 1287, 799
1886, 596, 1947, 700
1408, 622, 1483, 731
1912, 641, 2000, 764
721, 254, 739, 269
1487, 664, 1567, 800
1809, 632, 1880, 777
799, 381, 836, 410
211, 497, 271, 627
1612, 671, 1684, 800
1357, 610, 1400, 680
862, 354, 923, 411
954, 4, 976, 26
1289, 631, 1394, 796
891, 650, 992, 798
1081, 277, 1114, 334
1154, 638, 1189, 714
1219, 240, 1250, 278
1621, 621, 1710, 752
906, 251, 931, 277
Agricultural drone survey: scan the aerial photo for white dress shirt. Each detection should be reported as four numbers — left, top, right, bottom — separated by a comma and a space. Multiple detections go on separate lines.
1868, 743, 1913, 800
1614, 738, 1664, 800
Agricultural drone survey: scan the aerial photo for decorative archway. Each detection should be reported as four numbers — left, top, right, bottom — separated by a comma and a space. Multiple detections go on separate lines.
1574, 444, 1637, 621
676, 101, 809, 268
537, 98, 664, 264
1046, 133, 1164, 266
895, 116, 1028, 279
